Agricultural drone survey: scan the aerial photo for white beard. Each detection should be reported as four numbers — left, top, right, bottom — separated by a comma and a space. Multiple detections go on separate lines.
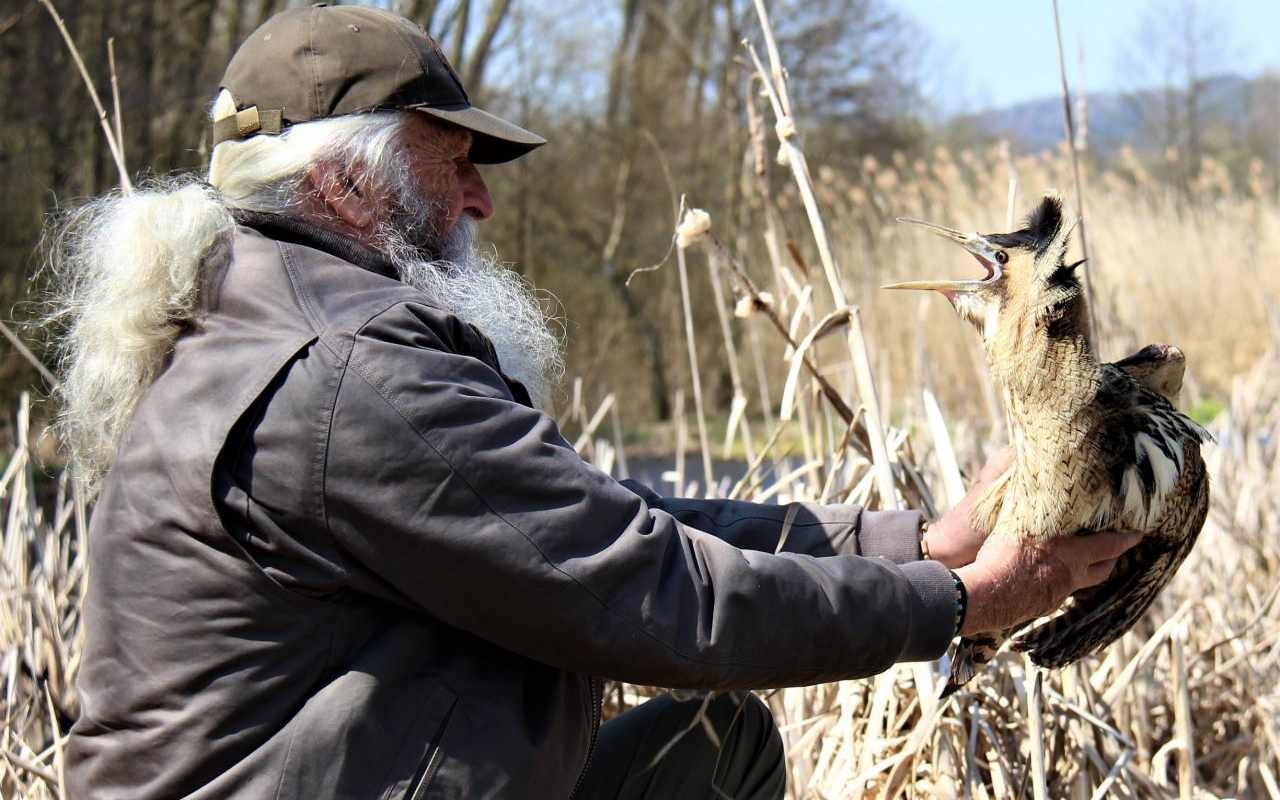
378, 217, 565, 410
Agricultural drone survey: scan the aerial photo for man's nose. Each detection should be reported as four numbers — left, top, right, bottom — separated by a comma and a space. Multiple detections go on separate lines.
461, 161, 494, 221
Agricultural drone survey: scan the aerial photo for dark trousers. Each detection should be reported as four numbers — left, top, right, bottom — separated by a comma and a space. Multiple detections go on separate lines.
575, 692, 786, 800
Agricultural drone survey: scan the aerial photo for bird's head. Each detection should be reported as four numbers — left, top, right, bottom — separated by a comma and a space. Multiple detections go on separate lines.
884, 192, 1087, 358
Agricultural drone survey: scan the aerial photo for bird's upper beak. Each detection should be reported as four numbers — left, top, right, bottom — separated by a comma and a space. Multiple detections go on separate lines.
882, 218, 1005, 298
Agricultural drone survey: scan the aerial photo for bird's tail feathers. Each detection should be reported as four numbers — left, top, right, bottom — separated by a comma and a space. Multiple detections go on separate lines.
940, 633, 1004, 699
940, 656, 974, 699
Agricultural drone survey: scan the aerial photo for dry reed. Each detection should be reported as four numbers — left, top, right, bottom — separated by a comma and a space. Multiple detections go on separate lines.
3, 3, 1278, 798
3, 152, 1278, 800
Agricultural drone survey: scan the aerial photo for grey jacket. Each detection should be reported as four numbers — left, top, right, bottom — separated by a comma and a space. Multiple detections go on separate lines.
66, 216, 958, 800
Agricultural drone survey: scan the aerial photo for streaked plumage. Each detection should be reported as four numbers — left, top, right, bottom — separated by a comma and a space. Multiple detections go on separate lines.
886, 193, 1212, 694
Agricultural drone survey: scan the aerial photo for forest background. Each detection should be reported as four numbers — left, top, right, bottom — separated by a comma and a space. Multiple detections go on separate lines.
2, 0, 1277, 447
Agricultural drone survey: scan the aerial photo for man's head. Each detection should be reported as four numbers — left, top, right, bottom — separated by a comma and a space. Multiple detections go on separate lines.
45, 7, 561, 482
203, 4, 562, 410
209, 89, 565, 400
299, 112, 493, 260
209, 3, 537, 260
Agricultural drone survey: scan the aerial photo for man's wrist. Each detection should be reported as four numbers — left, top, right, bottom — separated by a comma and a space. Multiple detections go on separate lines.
952, 564, 989, 636
897, 560, 964, 661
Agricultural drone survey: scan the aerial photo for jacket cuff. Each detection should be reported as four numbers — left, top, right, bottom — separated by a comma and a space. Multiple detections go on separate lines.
858, 510, 925, 564
896, 560, 959, 662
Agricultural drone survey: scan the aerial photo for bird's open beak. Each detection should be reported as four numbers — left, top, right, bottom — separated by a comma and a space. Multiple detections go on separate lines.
882, 218, 1005, 298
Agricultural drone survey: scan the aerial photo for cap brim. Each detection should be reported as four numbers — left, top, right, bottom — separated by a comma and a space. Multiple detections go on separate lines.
414, 105, 546, 164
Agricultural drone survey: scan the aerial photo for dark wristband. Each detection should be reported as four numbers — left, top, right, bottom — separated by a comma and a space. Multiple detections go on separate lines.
949, 569, 968, 635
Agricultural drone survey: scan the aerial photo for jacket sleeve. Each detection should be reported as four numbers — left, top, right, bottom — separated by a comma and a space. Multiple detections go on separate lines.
619, 480, 926, 564
322, 303, 957, 690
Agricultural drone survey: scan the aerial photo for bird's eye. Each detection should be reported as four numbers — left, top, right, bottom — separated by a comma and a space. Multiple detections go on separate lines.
994, 250, 1009, 264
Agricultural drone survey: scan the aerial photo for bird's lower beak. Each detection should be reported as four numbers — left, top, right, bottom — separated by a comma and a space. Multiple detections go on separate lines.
880, 278, 984, 297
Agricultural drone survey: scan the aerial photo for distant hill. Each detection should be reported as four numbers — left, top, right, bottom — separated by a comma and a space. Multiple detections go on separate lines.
957, 73, 1268, 158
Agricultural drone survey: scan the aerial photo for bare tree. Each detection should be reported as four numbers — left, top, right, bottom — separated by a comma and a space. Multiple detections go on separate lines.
398, 0, 514, 101
1122, 0, 1236, 183
0, 0, 931, 423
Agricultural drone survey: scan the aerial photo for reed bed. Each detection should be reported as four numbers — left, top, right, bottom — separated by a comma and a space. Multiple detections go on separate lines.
3, 336, 1278, 798
816, 143, 1280, 430
1, 395, 86, 800
588, 4, 1279, 793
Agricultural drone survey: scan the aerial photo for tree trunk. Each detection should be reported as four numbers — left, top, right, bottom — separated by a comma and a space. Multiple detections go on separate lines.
450, 0, 470, 72
462, 0, 513, 99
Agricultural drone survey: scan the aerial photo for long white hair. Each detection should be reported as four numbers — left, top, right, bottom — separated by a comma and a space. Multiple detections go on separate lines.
45, 91, 561, 483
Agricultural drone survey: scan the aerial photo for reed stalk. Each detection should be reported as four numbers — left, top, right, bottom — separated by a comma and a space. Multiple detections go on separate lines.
746, 0, 896, 507
675, 215, 716, 495
36, 0, 131, 193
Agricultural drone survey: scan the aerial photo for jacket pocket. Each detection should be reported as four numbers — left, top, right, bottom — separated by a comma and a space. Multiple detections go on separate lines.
273, 670, 458, 800
382, 680, 457, 800
403, 688, 456, 800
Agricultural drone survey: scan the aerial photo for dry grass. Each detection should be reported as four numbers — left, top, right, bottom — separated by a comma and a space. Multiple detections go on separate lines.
586, 177, 1274, 793
1, 395, 86, 799
580, 7, 1280, 792
3, 325, 1277, 799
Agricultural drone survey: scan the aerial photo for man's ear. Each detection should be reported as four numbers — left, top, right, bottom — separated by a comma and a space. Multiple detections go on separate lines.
307, 160, 377, 232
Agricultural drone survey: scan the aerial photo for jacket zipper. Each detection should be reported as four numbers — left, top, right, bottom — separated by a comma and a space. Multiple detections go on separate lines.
567, 676, 601, 800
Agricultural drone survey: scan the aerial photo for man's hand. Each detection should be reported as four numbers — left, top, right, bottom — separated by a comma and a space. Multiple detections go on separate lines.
923, 448, 1015, 569
954, 530, 1144, 636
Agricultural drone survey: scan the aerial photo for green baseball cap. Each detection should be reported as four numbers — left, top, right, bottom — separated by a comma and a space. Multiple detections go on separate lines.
214, 3, 545, 164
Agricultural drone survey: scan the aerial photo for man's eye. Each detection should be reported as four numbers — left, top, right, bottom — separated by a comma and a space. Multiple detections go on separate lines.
995, 250, 1009, 264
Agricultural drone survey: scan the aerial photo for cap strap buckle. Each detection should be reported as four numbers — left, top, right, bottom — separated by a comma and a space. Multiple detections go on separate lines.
212, 105, 284, 145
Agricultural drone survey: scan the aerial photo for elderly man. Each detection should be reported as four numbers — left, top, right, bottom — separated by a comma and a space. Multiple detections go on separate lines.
56, 6, 1139, 799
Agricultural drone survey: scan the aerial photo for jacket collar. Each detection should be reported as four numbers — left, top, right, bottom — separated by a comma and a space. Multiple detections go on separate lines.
231, 209, 400, 282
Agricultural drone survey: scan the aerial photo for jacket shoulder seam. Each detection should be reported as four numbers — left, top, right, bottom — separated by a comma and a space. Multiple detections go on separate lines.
318, 347, 355, 580
275, 242, 430, 361
312, 297, 422, 362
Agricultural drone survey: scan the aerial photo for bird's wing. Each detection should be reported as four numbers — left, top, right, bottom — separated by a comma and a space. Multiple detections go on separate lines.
1086, 365, 1213, 532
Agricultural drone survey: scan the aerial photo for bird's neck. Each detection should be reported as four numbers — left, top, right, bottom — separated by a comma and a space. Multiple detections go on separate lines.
992, 322, 1100, 461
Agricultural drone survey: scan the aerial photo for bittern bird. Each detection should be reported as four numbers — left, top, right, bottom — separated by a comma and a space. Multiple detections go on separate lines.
886, 193, 1212, 695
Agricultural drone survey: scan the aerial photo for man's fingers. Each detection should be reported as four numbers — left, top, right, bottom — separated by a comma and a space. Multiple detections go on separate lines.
1093, 530, 1145, 560
978, 447, 1015, 483
1063, 530, 1144, 562
1082, 557, 1119, 587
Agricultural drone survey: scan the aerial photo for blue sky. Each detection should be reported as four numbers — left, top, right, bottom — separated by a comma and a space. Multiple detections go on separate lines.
893, 0, 1280, 111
